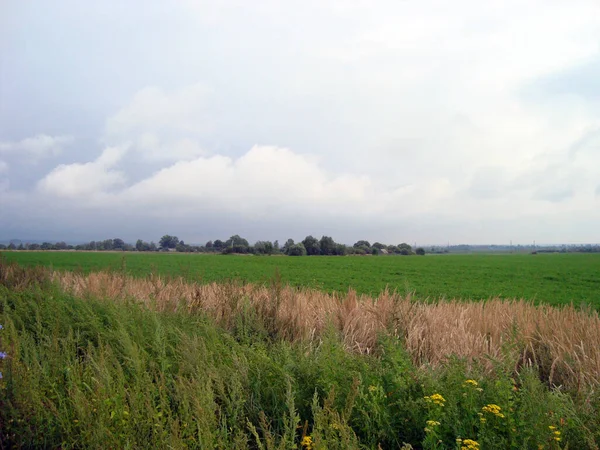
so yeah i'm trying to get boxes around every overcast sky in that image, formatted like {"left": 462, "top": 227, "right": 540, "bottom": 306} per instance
{"left": 1, "top": 0, "right": 599, "bottom": 245}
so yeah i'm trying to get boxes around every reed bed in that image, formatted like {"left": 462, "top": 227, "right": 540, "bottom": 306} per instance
{"left": 38, "top": 267, "right": 600, "bottom": 391}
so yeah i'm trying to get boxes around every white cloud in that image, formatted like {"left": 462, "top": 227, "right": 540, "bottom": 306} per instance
{"left": 0, "top": 135, "right": 73, "bottom": 160}
{"left": 37, "top": 146, "right": 128, "bottom": 199}
{"left": 105, "top": 84, "right": 213, "bottom": 162}
{"left": 0, "top": 160, "right": 8, "bottom": 174}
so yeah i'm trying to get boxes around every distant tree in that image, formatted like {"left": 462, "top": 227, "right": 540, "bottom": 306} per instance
{"left": 7, "top": 243, "right": 16, "bottom": 250}
{"left": 136, "top": 239, "right": 144, "bottom": 251}
{"left": 398, "top": 243, "right": 413, "bottom": 255}
{"left": 302, "top": 235, "right": 321, "bottom": 256}
{"left": 160, "top": 235, "right": 179, "bottom": 249}
{"left": 205, "top": 241, "right": 214, "bottom": 250}
{"left": 149, "top": 241, "right": 158, "bottom": 252}
{"left": 372, "top": 247, "right": 380, "bottom": 256}
{"left": 17, "top": 243, "right": 25, "bottom": 250}
{"left": 29, "top": 243, "right": 41, "bottom": 250}
{"left": 254, "top": 241, "right": 274, "bottom": 255}
{"left": 55, "top": 241, "right": 68, "bottom": 250}
{"left": 225, "top": 235, "right": 250, "bottom": 253}
{"left": 334, "top": 244, "right": 347, "bottom": 256}
{"left": 372, "top": 242, "right": 386, "bottom": 250}
{"left": 282, "top": 239, "right": 295, "bottom": 255}
{"left": 176, "top": 241, "right": 192, "bottom": 252}
{"left": 319, "top": 236, "right": 336, "bottom": 255}
{"left": 213, "top": 240, "right": 225, "bottom": 251}
{"left": 273, "top": 240, "right": 280, "bottom": 253}
{"left": 41, "top": 242, "right": 53, "bottom": 250}
{"left": 113, "top": 238, "right": 126, "bottom": 250}
{"left": 287, "top": 243, "right": 307, "bottom": 256}
{"left": 353, "top": 240, "right": 371, "bottom": 248}
{"left": 416, "top": 247, "right": 425, "bottom": 256}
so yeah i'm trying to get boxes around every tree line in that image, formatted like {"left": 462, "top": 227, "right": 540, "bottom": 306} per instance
{"left": 0, "top": 235, "right": 427, "bottom": 256}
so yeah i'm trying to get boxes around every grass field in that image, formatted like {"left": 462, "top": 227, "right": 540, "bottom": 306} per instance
{"left": 2, "top": 262, "right": 599, "bottom": 448}
{"left": 3, "top": 251, "right": 600, "bottom": 307}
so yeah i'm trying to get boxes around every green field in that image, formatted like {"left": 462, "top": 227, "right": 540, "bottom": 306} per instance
{"left": 3, "top": 251, "right": 600, "bottom": 307}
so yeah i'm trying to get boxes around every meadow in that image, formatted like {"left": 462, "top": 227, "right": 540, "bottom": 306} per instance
{"left": 1, "top": 261, "right": 599, "bottom": 449}
{"left": 3, "top": 251, "right": 600, "bottom": 307}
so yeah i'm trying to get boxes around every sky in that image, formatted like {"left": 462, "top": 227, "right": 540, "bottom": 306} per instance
{"left": 1, "top": 0, "right": 600, "bottom": 245}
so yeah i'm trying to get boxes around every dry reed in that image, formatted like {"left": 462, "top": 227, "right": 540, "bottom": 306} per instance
{"left": 2, "top": 261, "right": 598, "bottom": 391}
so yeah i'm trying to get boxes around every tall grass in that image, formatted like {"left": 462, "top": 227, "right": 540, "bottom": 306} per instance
{"left": 0, "top": 261, "right": 599, "bottom": 448}
{"left": 38, "top": 266, "right": 600, "bottom": 391}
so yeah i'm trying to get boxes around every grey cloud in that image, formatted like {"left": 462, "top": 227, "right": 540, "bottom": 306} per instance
{"left": 0, "top": 135, "right": 73, "bottom": 160}
{"left": 2, "top": 0, "right": 600, "bottom": 244}
{"left": 533, "top": 186, "right": 575, "bottom": 203}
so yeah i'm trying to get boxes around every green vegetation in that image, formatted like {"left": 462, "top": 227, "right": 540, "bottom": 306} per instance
{"left": 3, "top": 251, "right": 600, "bottom": 307}
{"left": 1, "top": 268, "right": 598, "bottom": 449}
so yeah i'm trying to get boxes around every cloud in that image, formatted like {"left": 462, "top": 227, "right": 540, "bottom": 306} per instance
{"left": 0, "top": 160, "right": 8, "bottom": 174}
{"left": 37, "top": 146, "right": 128, "bottom": 199}
{"left": 105, "top": 84, "right": 213, "bottom": 162}
{"left": 0, "top": 135, "right": 74, "bottom": 161}
{"left": 2, "top": 1, "right": 600, "bottom": 243}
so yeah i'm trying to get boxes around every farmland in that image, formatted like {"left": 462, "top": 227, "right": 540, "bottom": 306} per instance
{"left": 3, "top": 251, "right": 600, "bottom": 307}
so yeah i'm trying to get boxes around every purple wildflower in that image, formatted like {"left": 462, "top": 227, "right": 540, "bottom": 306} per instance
{"left": 0, "top": 352, "right": 6, "bottom": 359}
{"left": 0, "top": 324, "right": 3, "bottom": 329}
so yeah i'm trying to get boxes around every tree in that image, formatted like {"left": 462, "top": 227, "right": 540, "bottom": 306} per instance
{"left": 159, "top": 235, "right": 179, "bottom": 249}
{"left": 353, "top": 240, "right": 371, "bottom": 248}
{"left": 334, "top": 244, "right": 347, "bottom": 256}
{"left": 287, "top": 243, "right": 307, "bottom": 256}
{"left": 302, "top": 235, "right": 321, "bottom": 256}
{"left": 416, "top": 247, "right": 425, "bottom": 256}
{"left": 213, "top": 240, "right": 225, "bottom": 251}
{"left": 372, "top": 242, "right": 386, "bottom": 250}
{"left": 113, "top": 238, "right": 126, "bottom": 250}
{"left": 254, "top": 241, "right": 274, "bottom": 255}
{"left": 398, "top": 243, "right": 413, "bottom": 255}
{"left": 273, "top": 240, "right": 280, "bottom": 253}
{"left": 282, "top": 239, "right": 295, "bottom": 255}
{"left": 7, "top": 243, "right": 16, "bottom": 250}
{"left": 225, "top": 235, "right": 250, "bottom": 253}
{"left": 319, "top": 236, "right": 336, "bottom": 255}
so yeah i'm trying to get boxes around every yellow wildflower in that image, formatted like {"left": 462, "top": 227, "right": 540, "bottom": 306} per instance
{"left": 426, "top": 420, "right": 441, "bottom": 427}
{"left": 548, "top": 425, "right": 556, "bottom": 430}
{"left": 424, "top": 393, "right": 446, "bottom": 406}
{"left": 464, "top": 379, "right": 478, "bottom": 386}
{"left": 482, "top": 404, "right": 505, "bottom": 418}
{"left": 461, "top": 438, "right": 480, "bottom": 450}
{"left": 301, "top": 435, "right": 313, "bottom": 449}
